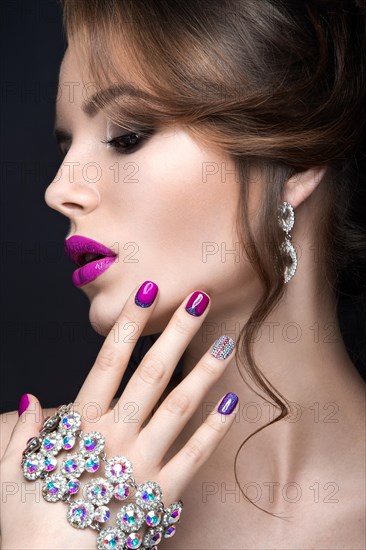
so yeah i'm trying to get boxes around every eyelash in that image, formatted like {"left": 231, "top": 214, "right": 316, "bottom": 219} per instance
{"left": 57, "top": 128, "right": 154, "bottom": 158}
{"left": 100, "top": 128, "right": 155, "bottom": 155}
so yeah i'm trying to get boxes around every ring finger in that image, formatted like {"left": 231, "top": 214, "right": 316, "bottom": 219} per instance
{"left": 113, "top": 290, "right": 211, "bottom": 432}
{"left": 137, "top": 334, "right": 235, "bottom": 462}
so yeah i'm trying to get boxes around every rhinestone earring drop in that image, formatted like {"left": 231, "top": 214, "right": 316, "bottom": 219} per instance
{"left": 277, "top": 201, "right": 298, "bottom": 283}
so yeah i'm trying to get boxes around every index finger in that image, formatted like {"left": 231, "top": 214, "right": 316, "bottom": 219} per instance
{"left": 74, "top": 280, "right": 159, "bottom": 416}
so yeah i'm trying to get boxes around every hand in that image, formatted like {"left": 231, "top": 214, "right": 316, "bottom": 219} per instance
{"left": 0, "top": 282, "right": 238, "bottom": 549}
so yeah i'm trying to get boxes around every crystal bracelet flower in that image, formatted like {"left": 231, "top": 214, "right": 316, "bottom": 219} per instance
{"left": 21, "top": 403, "right": 183, "bottom": 550}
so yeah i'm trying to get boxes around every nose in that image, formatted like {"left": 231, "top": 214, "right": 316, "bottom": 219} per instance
{"left": 44, "top": 158, "right": 101, "bottom": 218}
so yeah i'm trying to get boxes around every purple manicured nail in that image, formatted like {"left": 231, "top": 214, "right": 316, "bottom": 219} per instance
{"left": 185, "top": 291, "right": 210, "bottom": 316}
{"left": 218, "top": 392, "right": 239, "bottom": 415}
{"left": 210, "top": 335, "right": 235, "bottom": 360}
{"left": 18, "top": 394, "right": 30, "bottom": 417}
{"left": 135, "top": 280, "right": 158, "bottom": 308}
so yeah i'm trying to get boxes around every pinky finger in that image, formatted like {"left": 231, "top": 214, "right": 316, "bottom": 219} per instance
{"left": 161, "top": 392, "right": 239, "bottom": 497}
{"left": 4, "top": 394, "right": 45, "bottom": 457}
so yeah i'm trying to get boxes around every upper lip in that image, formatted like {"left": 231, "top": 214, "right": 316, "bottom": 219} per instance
{"left": 64, "top": 235, "right": 117, "bottom": 267}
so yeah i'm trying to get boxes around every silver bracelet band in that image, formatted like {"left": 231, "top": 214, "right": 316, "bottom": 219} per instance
{"left": 21, "top": 403, "right": 183, "bottom": 549}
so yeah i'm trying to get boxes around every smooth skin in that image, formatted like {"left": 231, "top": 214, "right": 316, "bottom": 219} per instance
{"left": 0, "top": 284, "right": 238, "bottom": 549}
{"left": 1, "top": 39, "right": 365, "bottom": 550}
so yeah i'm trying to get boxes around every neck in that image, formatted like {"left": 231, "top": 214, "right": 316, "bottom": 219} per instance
{"left": 183, "top": 211, "right": 364, "bottom": 398}
{"left": 181, "top": 233, "right": 365, "bottom": 503}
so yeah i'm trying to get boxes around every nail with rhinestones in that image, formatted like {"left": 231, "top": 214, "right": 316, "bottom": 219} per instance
{"left": 185, "top": 290, "right": 210, "bottom": 316}
{"left": 218, "top": 392, "right": 239, "bottom": 415}
{"left": 135, "top": 280, "right": 158, "bottom": 308}
{"left": 210, "top": 335, "right": 235, "bottom": 360}
{"left": 18, "top": 394, "right": 30, "bottom": 417}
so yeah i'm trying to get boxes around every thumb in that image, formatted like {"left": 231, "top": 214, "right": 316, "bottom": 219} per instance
{"left": 7, "top": 393, "right": 44, "bottom": 456}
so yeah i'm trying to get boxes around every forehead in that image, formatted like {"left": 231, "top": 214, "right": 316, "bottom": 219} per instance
{"left": 59, "top": 44, "right": 96, "bottom": 93}
{"left": 56, "top": 43, "right": 148, "bottom": 123}
{"left": 56, "top": 47, "right": 91, "bottom": 120}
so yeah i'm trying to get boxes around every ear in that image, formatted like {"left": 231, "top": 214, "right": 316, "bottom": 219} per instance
{"left": 283, "top": 167, "right": 327, "bottom": 208}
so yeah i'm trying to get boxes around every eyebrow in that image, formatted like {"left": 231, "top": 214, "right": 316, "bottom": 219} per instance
{"left": 82, "top": 84, "right": 147, "bottom": 117}
{"left": 54, "top": 83, "right": 148, "bottom": 133}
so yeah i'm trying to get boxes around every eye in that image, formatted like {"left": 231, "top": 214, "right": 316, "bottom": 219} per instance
{"left": 101, "top": 128, "right": 155, "bottom": 155}
{"left": 53, "top": 127, "right": 155, "bottom": 159}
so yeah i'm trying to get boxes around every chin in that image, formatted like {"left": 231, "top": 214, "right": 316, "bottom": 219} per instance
{"left": 87, "top": 291, "right": 125, "bottom": 337}
{"left": 86, "top": 286, "right": 172, "bottom": 339}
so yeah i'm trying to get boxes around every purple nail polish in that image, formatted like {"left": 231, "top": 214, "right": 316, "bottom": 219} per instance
{"left": 218, "top": 392, "right": 239, "bottom": 415}
{"left": 18, "top": 393, "right": 30, "bottom": 417}
{"left": 185, "top": 291, "right": 210, "bottom": 316}
{"left": 135, "top": 280, "right": 158, "bottom": 308}
{"left": 210, "top": 335, "right": 235, "bottom": 360}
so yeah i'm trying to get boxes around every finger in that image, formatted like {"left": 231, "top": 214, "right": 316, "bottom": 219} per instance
{"left": 5, "top": 394, "right": 44, "bottom": 457}
{"left": 75, "top": 280, "right": 159, "bottom": 415}
{"left": 161, "top": 392, "right": 239, "bottom": 498}
{"left": 138, "top": 335, "right": 235, "bottom": 461}
{"left": 113, "top": 290, "right": 211, "bottom": 432}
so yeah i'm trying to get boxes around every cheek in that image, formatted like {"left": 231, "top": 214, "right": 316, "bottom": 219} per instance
{"left": 94, "top": 132, "right": 253, "bottom": 311}
{"left": 113, "top": 135, "right": 241, "bottom": 259}
{"left": 86, "top": 144, "right": 257, "bottom": 335}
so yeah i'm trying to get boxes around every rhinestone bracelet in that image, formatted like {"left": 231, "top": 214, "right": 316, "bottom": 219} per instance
{"left": 21, "top": 403, "right": 183, "bottom": 550}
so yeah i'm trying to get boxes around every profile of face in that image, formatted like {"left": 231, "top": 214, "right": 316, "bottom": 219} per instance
{"left": 45, "top": 45, "right": 261, "bottom": 337}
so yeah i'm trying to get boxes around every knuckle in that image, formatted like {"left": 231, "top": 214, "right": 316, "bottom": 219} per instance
{"left": 138, "top": 356, "right": 165, "bottom": 385}
{"left": 164, "top": 391, "right": 190, "bottom": 416}
{"left": 198, "top": 358, "right": 218, "bottom": 377}
{"left": 111, "top": 315, "right": 140, "bottom": 344}
{"left": 119, "top": 316, "right": 140, "bottom": 342}
{"left": 95, "top": 347, "right": 120, "bottom": 372}
{"left": 172, "top": 315, "right": 192, "bottom": 337}
{"left": 119, "top": 313, "right": 138, "bottom": 327}
{"left": 183, "top": 438, "right": 205, "bottom": 464}
{"left": 206, "top": 414, "right": 228, "bottom": 435}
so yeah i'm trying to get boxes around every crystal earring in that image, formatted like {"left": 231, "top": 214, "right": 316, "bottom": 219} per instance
{"left": 277, "top": 201, "right": 298, "bottom": 283}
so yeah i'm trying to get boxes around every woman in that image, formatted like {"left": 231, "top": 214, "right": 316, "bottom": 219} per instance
{"left": 1, "top": 0, "right": 365, "bottom": 548}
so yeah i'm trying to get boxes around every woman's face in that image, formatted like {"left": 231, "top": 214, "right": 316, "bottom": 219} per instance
{"left": 45, "top": 45, "right": 260, "bottom": 336}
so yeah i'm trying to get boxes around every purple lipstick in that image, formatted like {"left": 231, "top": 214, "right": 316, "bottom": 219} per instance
{"left": 64, "top": 235, "right": 118, "bottom": 288}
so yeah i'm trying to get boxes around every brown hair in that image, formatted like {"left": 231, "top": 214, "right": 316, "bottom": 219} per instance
{"left": 60, "top": 0, "right": 366, "bottom": 517}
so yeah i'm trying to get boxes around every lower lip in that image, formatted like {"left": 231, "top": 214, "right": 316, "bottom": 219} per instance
{"left": 72, "top": 256, "right": 117, "bottom": 288}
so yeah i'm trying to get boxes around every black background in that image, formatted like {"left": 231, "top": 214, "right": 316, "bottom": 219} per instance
{"left": 1, "top": 0, "right": 109, "bottom": 413}
{"left": 1, "top": 1, "right": 365, "bottom": 414}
